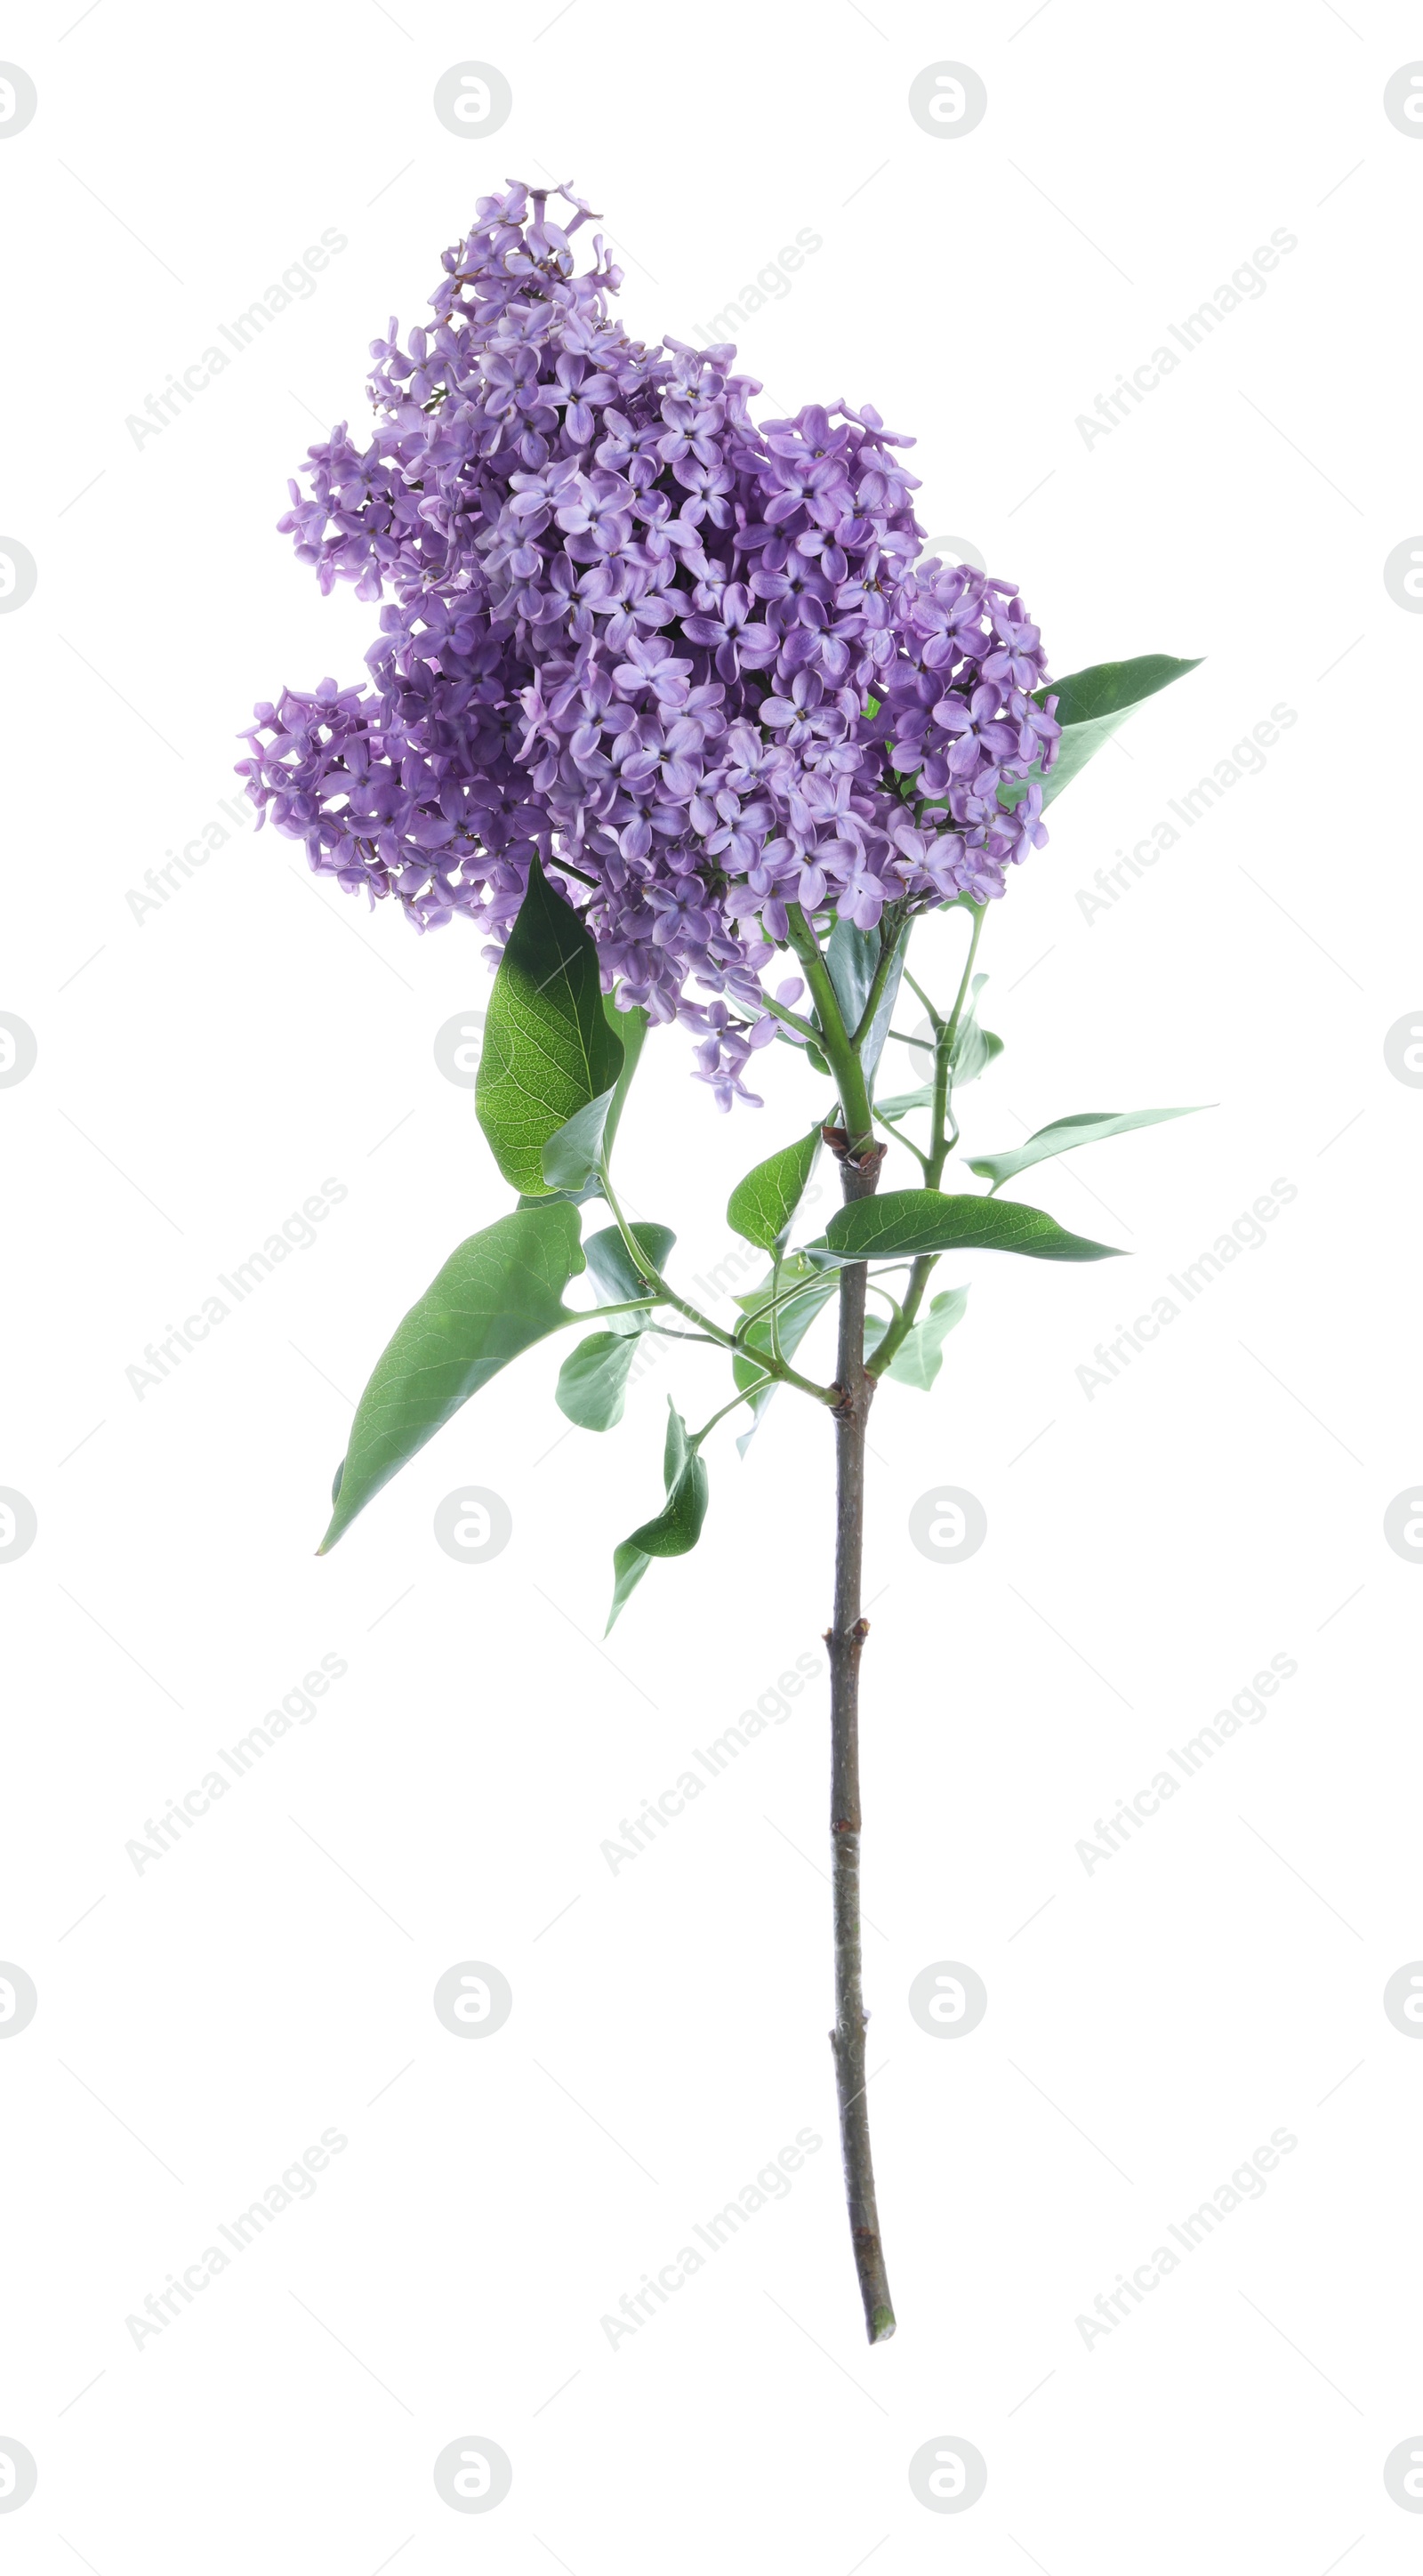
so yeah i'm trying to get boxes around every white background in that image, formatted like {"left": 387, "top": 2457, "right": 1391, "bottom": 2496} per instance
{"left": 3, "top": 2, "right": 1422, "bottom": 2567}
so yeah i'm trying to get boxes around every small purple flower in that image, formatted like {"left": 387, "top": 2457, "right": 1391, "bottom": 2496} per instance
{"left": 240, "top": 181, "right": 1056, "bottom": 1104}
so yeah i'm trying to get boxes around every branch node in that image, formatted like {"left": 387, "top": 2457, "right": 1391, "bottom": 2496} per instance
{"left": 822, "top": 1124, "right": 887, "bottom": 1179}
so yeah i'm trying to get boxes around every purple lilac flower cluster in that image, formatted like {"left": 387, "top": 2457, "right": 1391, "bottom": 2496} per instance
{"left": 238, "top": 181, "right": 1058, "bottom": 1107}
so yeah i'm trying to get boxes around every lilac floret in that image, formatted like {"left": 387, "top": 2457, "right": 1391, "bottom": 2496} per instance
{"left": 238, "top": 181, "right": 1058, "bottom": 1107}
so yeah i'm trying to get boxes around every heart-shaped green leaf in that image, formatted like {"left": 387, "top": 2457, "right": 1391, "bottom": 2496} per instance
{"left": 727, "top": 1124, "right": 821, "bottom": 1252}
{"left": 817, "top": 1188, "right": 1122, "bottom": 1265}
{"left": 475, "top": 859, "right": 625, "bottom": 1195}
{"left": 319, "top": 1203, "right": 586, "bottom": 1551}
{"left": 968, "top": 1106, "right": 1205, "bottom": 1191}
{"left": 607, "top": 1401, "right": 711, "bottom": 1630}
{"left": 556, "top": 1330, "right": 639, "bottom": 1431}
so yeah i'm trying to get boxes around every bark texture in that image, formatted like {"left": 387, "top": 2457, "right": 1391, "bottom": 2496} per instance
{"left": 825, "top": 1136, "right": 895, "bottom": 2343}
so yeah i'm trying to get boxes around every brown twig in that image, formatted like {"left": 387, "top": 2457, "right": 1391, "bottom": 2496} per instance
{"left": 825, "top": 1138, "right": 896, "bottom": 2343}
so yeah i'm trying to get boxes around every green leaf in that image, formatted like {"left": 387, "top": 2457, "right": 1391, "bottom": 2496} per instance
{"left": 999, "top": 654, "right": 1202, "bottom": 815}
{"left": 319, "top": 1203, "right": 586, "bottom": 1551}
{"left": 556, "top": 1330, "right": 639, "bottom": 1431}
{"left": 584, "top": 1221, "right": 675, "bottom": 1331}
{"left": 727, "top": 1124, "right": 821, "bottom": 1251}
{"left": 875, "top": 1083, "right": 937, "bottom": 1119}
{"left": 864, "top": 938, "right": 908, "bottom": 1091}
{"left": 950, "top": 973, "right": 1001, "bottom": 1088}
{"left": 732, "top": 1251, "right": 838, "bottom": 1453}
{"left": 607, "top": 1400, "right": 711, "bottom": 1630}
{"left": 967, "top": 1106, "right": 1206, "bottom": 1191}
{"left": 824, "top": 917, "right": 878, "bottom": 1035}
{"left": 602, "top": 994, "right": 648, "bottom": 1163}
{"left": 816, "top": 1188, "right": 1122, "bottom": 1265}
{"left": 517, "top": 1177, "right": 605, "bottom": 1211}
{"left": 475, "top": 858, "right": 625, "bottom": 1195}
{"left": 542, "top": 1084, "right": 617, "bottom": 1191}
{"left": 864, "top": 1285, "right": 969, "bottom": 1389}
{"left": 535, "top": 998, "right": 648, "bottom": 1194}
{"left": 824, "top": 918, "right": 906, "bottom": 1086}
{"left": 877, "top": 974, "right": 1000, "bottom": 1113}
